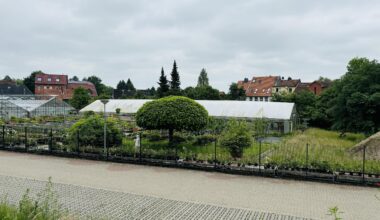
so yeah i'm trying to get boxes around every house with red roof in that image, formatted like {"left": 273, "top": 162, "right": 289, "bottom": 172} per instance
{"left": 35, "top": 73, "right": 97, "bottom": 100}
{"left": 237, "top": 76, "right": 279, "bottom": 101}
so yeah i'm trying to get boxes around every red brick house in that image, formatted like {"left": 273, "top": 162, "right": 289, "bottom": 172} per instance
{"left": 238, "top": 76, "right": 279, "bottom": 101}
{"left": 35, "top": 73, "right": 97, "bottom": 100}
{"left": 295, "top": 80, "right": 330, "bottom": 95}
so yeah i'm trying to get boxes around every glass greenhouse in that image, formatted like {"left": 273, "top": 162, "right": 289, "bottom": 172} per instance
{"left": 80, "top": 99, "right": 298, "bottom": 133}
{"left": 0, "top": 95, "right": 75, "bottom": 119}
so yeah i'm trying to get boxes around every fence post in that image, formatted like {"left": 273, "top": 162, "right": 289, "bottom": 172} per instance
{"left": 259, "top": 140, "right": 262, "bottom": 174}
{"left": 139, "top": 132, "right": 142, "bottom": 162}
{"left": 306, "top": 143, "right": 309, "bottom": 177}
{"left": 362, "top": 146, "right": 366, "bottom": 184}
{"left": 214, "top": 138, "right": 217, "bottom": 169}
{"left": 25, "top": 127, "right": 28, "bottom": 151}
{"left": 76, "top": 130, "right": 80, "bottom": 156}
{"left": 2, "top": 125, "right": 4, "bottom": 148}
{"left": 49, "top": 128, "right": 53, "bottom": 152}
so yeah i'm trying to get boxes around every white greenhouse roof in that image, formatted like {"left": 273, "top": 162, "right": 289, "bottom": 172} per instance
{"left": 80, "top": 99, "right": 296, "bottom": 120}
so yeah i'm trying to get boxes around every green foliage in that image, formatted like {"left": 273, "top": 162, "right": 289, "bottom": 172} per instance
{"left": 183, "top": 86, "right": 220, "bottom": 100}
{"left": 228, "top": 83, "right": 245, "bottom": 100}
{"left": 220, "top": 119, "right": 252, "bottom": 158}
{"left": 70, "top": 87, "right": 91, "bottom": 110}
{"left": 328, "top": 206, "right": 343, "bottom": 220}
{"left": 136, "top": 96, "right": 209, "bottom": 144}
{"left": 272, "top": 90, "right": 317, "bottom": 123}
{"left": 69, "top": 76, "right": 79, "bottom": 81}
{"left": 197, "top": 68, "right": 209, "bottom": 87}
{"left": 194, "top": 134, "right": 216, "bottom": 146}
{"left": 83, "top": 75, "right": 112, "bottom": 97}
{"left": 0, "top": 177, "right": 67, "bottom": 220}
{"left": 169, "top": 60, "right": 181, "bottom": 95}
{"left": 328, "top": 57, "right": 380, "bottom": 134}
{"left": 23, "top": 70, "right": 44, "bottom": 94}
{"left": 157, "top": 67, "right": 170, "bottom": 98}
{"left": 114, "top": 79, "right": 136, "bottom": 98}
{"left": 68, "top": 114, "right": 123, "bottom": 148}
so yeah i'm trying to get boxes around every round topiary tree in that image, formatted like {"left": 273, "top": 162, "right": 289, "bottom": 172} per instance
{"left": 136, "top": 96, "right": 209, "bottom": 145}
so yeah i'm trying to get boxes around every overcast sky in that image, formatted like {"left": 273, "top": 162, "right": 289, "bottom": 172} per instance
{"left": 0, "top": 0, "right": 379, "bottom": 91}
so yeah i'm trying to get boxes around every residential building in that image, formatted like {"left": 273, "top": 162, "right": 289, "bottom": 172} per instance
{"left": 295, "top": 80, "right": 330, "bottom": 95}
{"left": 237, "top": 76, "right": 279, "bottom": 102}
{"left": 272, "top": 77, "right": 301, "bottom": 94}
{"left": 35, "top": 73, "right": 97, "bottom": 100}
{"left": 0, "top": 77, "right": 32, "bottom": 95}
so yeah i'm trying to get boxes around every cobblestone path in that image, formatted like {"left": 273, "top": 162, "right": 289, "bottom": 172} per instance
{"left": 0, "top": 175, "right": 311, "bottom": 220}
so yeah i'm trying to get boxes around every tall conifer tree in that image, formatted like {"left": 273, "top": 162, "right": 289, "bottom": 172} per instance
{"left": 170, "top": 60, "right": 181, "bottom": 94}
{"left": 157, "top": 67, "right": 169, "bottom": 98}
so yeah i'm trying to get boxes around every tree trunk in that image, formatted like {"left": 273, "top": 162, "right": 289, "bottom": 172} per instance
{"left": 168, "top": 128, "right": 174, "bottom": 147}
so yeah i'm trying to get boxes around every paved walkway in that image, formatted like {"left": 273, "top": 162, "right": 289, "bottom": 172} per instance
{"left": 0, "top": 151, "right": 379, "bottom": 219}
{"left": 0, "top": 175, "right": 308, "bottom": 220}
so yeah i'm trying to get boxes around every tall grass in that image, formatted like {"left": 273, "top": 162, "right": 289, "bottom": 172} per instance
{"left": 0, "top": 177, "right": 69, "bottom": 220}
{"left": 266, "top": 128, "right": 370, "bottom": 172}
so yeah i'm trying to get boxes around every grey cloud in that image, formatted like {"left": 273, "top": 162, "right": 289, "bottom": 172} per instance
{"left": 0, "top": 0, "right": 380, "bottom": 91}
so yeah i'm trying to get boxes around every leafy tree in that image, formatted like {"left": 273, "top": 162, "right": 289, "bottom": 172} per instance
{"left": 228, "top": 83, "right": 246, "bottom": 100}
{"left": 197, "top": 68, "right": 209, "bottom": 87}
{"left": 220, "top": 119, "right": 252, "bottom": 158}
{"left": 83, "top": 75, "right": 105, "bottom": 96}
{"left": 328, "top": 57, "right": 380, "bottom": 134}
{"left": 169, "top": 60, "right": 181, "bottom": 95}
{"left": 70, "top": 76, "right": 79, "bottom": 81}
{"left": 136, "top": 96, "right": 208, "bottom": 145}
{"left": 23, "top": 70, "right": 44, "bottom": 94}
{"left": 70, "top": 87, "right": 91, "bottom": 110}
{"left": 114, "top": 80, "right": 127, "bottom": 98}
{"left": 69, "top": 114, "right": 123, "bottom": 148}
{"left": 183, "top": 86, "right": 220, "bottom": 100}
{"left": 157, "top": 67, "right": 169, "bottom": 98}
{"left": 272, "top": 91, "right": 317, "bottom": 125}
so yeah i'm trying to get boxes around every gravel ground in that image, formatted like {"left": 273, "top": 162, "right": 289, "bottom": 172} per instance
{"left": 0, "top": 175, "right": 309, "bottom": 220}
{"left": 0, "top": 151, "right": 379, "bottom": 219}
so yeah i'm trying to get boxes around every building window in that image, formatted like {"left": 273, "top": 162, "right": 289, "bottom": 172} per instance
{"left": 37, "top": 86, "right": 41, "bottom": 90}
{"left": 260, "top": 97, "right": 263, "bottom": 101}
{"left": 264, "top": 97, "right": 268, "bottom": 102}
{"left": 255, "top": 97, "right": 258, "bottom": 101}
{"left": 56, "top": 78, "right": 60, "bottom": 82}
{"left": 249, "top": 97, "right": 253, "bottom": 101}
{"left": 276, "top": 88, "right": 279, "bottom": 93}
{"left": 288, "top": 88, "right": 292, "bottom": 92}
{"left": 37, "top": 78, "right": 42, "bottom": 81}
{"left": 314, "top": 87, "right": 317, "bottom": 95}
{"left": 48, "top": 78, "right": 52, "bottom": 82}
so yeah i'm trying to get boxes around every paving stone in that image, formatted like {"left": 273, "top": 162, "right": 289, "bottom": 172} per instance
{"left": 0, "top": 175, "right": 311, "bottom": 220}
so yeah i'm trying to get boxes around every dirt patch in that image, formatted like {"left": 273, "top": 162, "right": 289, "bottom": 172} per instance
{"left": 351, "top": 132, "right": 380, "bottom": 160}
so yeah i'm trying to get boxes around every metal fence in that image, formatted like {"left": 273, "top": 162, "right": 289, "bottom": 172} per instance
{"left": 0, "top": 125, "right": 379, "bottom": 187}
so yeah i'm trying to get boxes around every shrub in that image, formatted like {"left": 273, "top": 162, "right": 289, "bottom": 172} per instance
{"left": 115, "top": 108, "right": 121, "bottom": 114}
{"left": 136, "top": 96, "right": 209, "bottom": 146}
{"left": 68, "top": 115, "right": 123, "bottom": 148}
{"left": 220, "top": 119, "right": 252, "bottom": 158}
{"left": 194, "top": 134, "right": 216, "bottom": 146}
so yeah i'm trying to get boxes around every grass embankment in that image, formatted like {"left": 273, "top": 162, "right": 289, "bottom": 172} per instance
{"left": 267, "top": 128, "right": 372, "bottom": 173}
